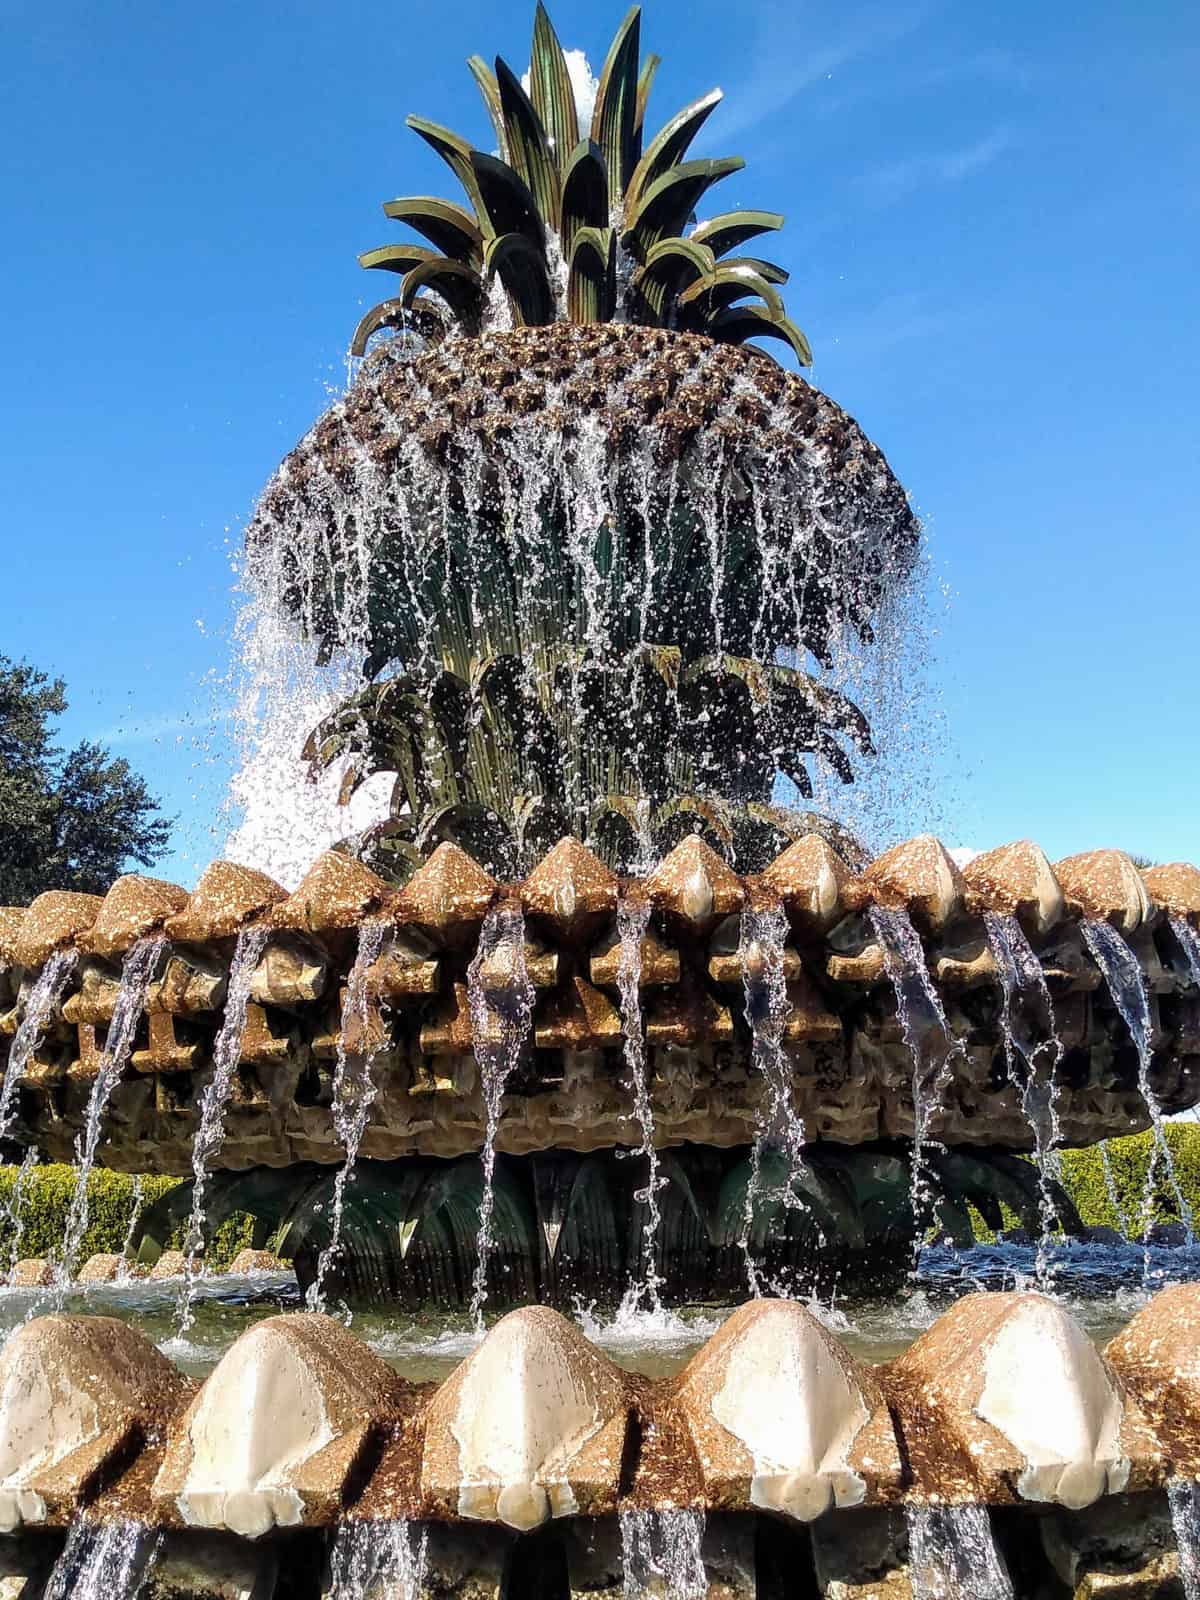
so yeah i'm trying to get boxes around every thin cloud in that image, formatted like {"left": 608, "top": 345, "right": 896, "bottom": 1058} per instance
{"left": 711, "top": 0, "right": 937, "bottom": 143}
{"left": 857, "top": 127, "right": 1014, "bottom": 204}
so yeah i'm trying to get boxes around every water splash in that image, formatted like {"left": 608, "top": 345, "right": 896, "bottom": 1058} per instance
{"left": 2, "top": 1147, "right": 38, "bottom": 1279}
{"left": 1169, "top": 1479, "right": 1200, "bottom": 1600}
{"left": 983, "top": 911, "right": 1065, "bottom": 1281}
{"left": 0, "top": 947, "right": 78, "bottom": 1143}
{"left": 43, "top": 1519, "right": 162, "bottom": 1600}
{"left": 467, "top": 903, "right": 536, "bottom": 1330}
{"left": 906, "top": 1504, "right": 1013, "bottom": 1600}
{"left": 1100, "top": 1139, "right": 1131, "bottom": 1238}
{"left": 1082, "top": 920, "right": 1194, "bottom": 1247}
{"left": 620, "top": 1508, "right": 707, "bottom": 1600}
{"left": 326, "top": 1517, "right": 429, "bottom": 1600}
{"left": 309, "top": 920, "right": 389, "bottom": 1314}
{"left": 738, "top": 900, "right": 809, "bottom": 1296}
{"left": 178, "top": 924, "right": 271, "bottom": 1331}
{"left": 870, "top": 906, "right": 960, "bottom": 1247}
{"left": 616, "top": 894, "right": 665, "bottom": 1314}
{"left": 53, "top": 937, "right": 165, "bottom": 1303}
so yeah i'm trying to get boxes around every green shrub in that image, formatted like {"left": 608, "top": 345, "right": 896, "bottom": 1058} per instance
{"left": 0, "top": 1165, "right": 254, "bottom": 1272}
{"left": 1057, "top": 1123, "right": 1200, "bottom": 1236}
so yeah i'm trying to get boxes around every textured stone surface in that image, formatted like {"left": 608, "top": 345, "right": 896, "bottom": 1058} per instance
{"left": 1106, "top": 1282, "right": 1200, "bottom": 1477}
{"left": 421, "top": 1306, "right": 630, "bottom": 1530}
{"left": 0, "top": 1314, "right": 189, "bottom": 1530}
{"left": 885, "top": 1292, "right": 1157, "bottom": 1509}
{"left": 861, "top": 834, "right": 965, "bottom": 933}
{"left": 1056, "top": 851, "right": 1152, "bottom": 933}
{"left": 963, "top": 838, "right": 1065, "bottom": 934}
{"left": 164, "top": 863, "right": 286, "bottom": 944}
{"left": 672, "top": 1299, "right": 901, "bottom": 1520}
{"left": 82, "top": 875, "right": 189, "bottom": 959}
{"left": 153, "top": 1313, "right": 406, "bottom": 1537}
{"left": 12, "top": 890, "right": 103, "bottom": 969}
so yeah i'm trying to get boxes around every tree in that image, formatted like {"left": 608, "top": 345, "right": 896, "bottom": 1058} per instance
{"left": 0, "top": 656, "right": 172, "bottom": 904}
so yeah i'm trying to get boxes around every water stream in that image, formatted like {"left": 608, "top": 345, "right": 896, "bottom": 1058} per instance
{"left": 869, "top": 907, "right": 960, "bottom": 1248}
{"left": 43, "top": 1519, "right": 162, "bottom": 1600}
{"left": 53, "top": 937, "right": 165, "bottom": 1304}
{"left": 326, "top": 1517, "right": 428, "bottom": 1599}
{"left": 983, "top": 911, "right": 1065, "bottom": 1280}
{"left": 737, "top": 900, "right": 808, "bottom": 1296}
{"left": 308, "top": 921, "right": 388, "bottom": 1315}
{"left": 1169, "top": 1479, "right": 1200, "bottom": 1600}
{"left": 1081, "top": 920, "right": 1193, "bottom": 1245}
{"left": 0, "top": 947, "right": 79, "bottom": 1143}
{"left": 1100, "top": 1138, "right": 1131, "bottom": 1237}
{"left": 178, "top": 925, "right": 270, "bottom": 1331}
{"left": 2, "top": 1147, "right": 38, "bottom": 1279}
{"left": 1173, "top": 914, "right": 1200, "bottom": 988}
{"left": 118, "top": 1174, "right": 145, "bottom": 1282}
{"left": 616, "top": 895, "right": 664, "bottom": 1314}
{"left": 466, "top": 903, "right": 536, "bottom": 1330}
{"left": 906, "top": 1504, "right": 1014, "bottom": 1600}
{"left": 620, "top": 1508, "right": 707, "bottom": 1600}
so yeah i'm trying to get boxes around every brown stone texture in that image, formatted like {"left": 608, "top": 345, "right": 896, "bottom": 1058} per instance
{"left": 1056, "top": 850, "right": 1152, "bottom": 933}
{"left": 164, "top": 862, "right": 287, "bottom": 944}
{"left": 861, "top": 834, "right": 965, "bottom": 933}
{"left": 1106, "top": 1282, "right": 1200, "bottom": 1477}
{"left": 963, "top": 838, "right": 1066, "bottom": 934}
{"left": 12, "top": 891, "right": 103, "bottom": 969}
{"left": 82, "top": 875, "right": 190, "bottom": 959}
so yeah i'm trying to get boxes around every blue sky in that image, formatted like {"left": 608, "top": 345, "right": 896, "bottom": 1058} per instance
{"left": 3, "top": 0, "right": 1198, "bottom": 885}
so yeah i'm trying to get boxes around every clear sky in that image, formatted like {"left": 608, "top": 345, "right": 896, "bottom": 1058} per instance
{"left": 3, "top": 0, "right": 1197, "bottom": 885}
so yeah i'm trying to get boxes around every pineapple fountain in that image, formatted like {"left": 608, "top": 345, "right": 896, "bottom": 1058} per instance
{"left": 1, "top": 8, "right": 1200, "bottom": 1596}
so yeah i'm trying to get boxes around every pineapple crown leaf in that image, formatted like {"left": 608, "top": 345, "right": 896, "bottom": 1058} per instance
{"left": 356, "top": 5, "right": 811, "bottom": 365}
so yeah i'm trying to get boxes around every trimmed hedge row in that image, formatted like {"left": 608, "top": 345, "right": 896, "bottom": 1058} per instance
{"left": 0, "top": 1165, "right": 253, "bottom": 1272}
{"left": 0, "top": 1127, "right": 1197, "bottom": 1274}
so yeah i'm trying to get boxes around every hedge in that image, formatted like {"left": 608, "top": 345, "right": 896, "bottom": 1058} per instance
{"left": 0, "top": 1165, "right": 254, "bottom": 1272}
{"left": 1, "top": 1127, "right": 1197, "bottom": 1273}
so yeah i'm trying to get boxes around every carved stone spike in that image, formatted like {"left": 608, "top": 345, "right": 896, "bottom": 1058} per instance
{"left": 762, "top": 834, "right": 862, "bottom": 935}
{"left": 236, "top": 1004, "right": 293, "bottom": 1066}
{"left": 861, "top": 835, "right": 965, "bottom": 934}
{"left": 149, "top": 948, "right": 229, "bottom": 1015}
{"left": 0, "top": 1314, "right": 190, "bottom": 1531}
{"left": 708, "top": 912, "right": 803, "bottom": 986}
{"left": 270, "top": 851, "right": 390, "bottom": 935}
{"left": 419, "top": 983, "right": 478, "bottom": 1056}
{"left": 249, "top": 937, "right": 328, "bottom": 1007}
{"left": 82, "top": 874, "right": 190, "bottom": 959}
{"left": 132, "top": 1012, "right": 201, "bottom": 1074}
{"left": 589, "top": 925, "right": 680, "bottom": 989}
{"left": 152, "top": 1312, "right": 405, "bottom": 1536}
{"left": 674, "top": 1299, "right": 902, "bottom": 1519}
{"left": 645, "top": 982, "right": 734, "bottom": 1046}
{"left": 13, "top": 891, "right": 103, "bottom": 969}
{"left": 534, "top": 978, "right": 623, "bottom": 1050}
{"left": 366, "top": 930, "right": 440, "bottom": 998}
{"left": 163, "top": 861, "right": 287, "bottom": 944}
{"left": 646, "top": 835, "right": 744, "bottom": 933}
{"left": 420, "top": 1305, "right": 629, "bottom": 1529}
{"left": 885, "top": 1292, "right": 1158, "bottom": 1509}
{"left": 391, "top": 842, "right": 498, "bottom": 947}
{"left": 1056, "top": 850, "right": 1152, "bottom": 934}
{"left": 522, "top": 837, "right": 619, "bottom": 944}
{"left": 1143, "top": 862, "right": 1200, "bottom": 921}
{"left": 962, "top": 839, "right": 1065, "bottom": 935}
{"left": 1105, "top": 1283, "right": 1200, "bottom": 1477}
{"left": 62, "top": 957, "right": 123, "bottom": 1025}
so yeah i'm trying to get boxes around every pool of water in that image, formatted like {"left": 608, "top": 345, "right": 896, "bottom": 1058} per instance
{"left": 5, "top": 1240, "right": 1199, "bottom": 1382}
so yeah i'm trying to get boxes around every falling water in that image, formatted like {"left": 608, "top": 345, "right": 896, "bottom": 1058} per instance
{"left": 54, "top": 937, "right": 165, "bottom": 1302}
{"left": 43, "top": 1520, "right": 162, "bottom": 1600}
{"left": 118, "top": 1174, "right": 145, "bottom": 1282}
{"left": 1169, "top": 1480, "right": 1200, "bottom": 1600}
{"left": 309, "top": 920, "right": 389, "bottom": 1314}
{"left": 1081, "top": 920, "right": 1194, "bottom": 1245}
{"left": 616, "top": 895, "right": 665, "bottom": 1313}
{"left": 326, "top": 1518, "right": 429, "bottom": 1600}
{"left": 0, "top": 947, "right": 78, "bottom": 1143}
{"left": 177, "top": 925, "right": 271, "bottom": 1330}
{"left": 620, "top": 1509, "right": 707, "bottom": 1600}
{"left": 3, "top": 1147, "right": 39, "bottom": 1278}
{"left": 1173, "top": 914, "right": 1200, "bottom": 989}
{"left": 467, "top": 903, "right": 536, "bottom": 1330}
{"left": 738, "top": 900, "right": 808, "bottom": 1296}
{"left": 1101, "top": 1139, "right": 1131, "bottom": 1237}
{"left": 869, "top": 906, "right": 960, "bottom": 1247}
{"left": 906, "top": 1505, "right": 1013, "bottom": 1600}
{"left": 983, "top": 911, "right": 1065, "bottom": 1279}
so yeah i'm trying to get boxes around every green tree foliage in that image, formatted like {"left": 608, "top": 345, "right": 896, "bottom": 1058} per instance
{"left": 0, "top": 655, "right": 172, "bottom": 904}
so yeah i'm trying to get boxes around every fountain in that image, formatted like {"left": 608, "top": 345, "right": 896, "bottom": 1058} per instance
{"left": 1, "top": 6, "right": 1200, "bottom": 1597}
